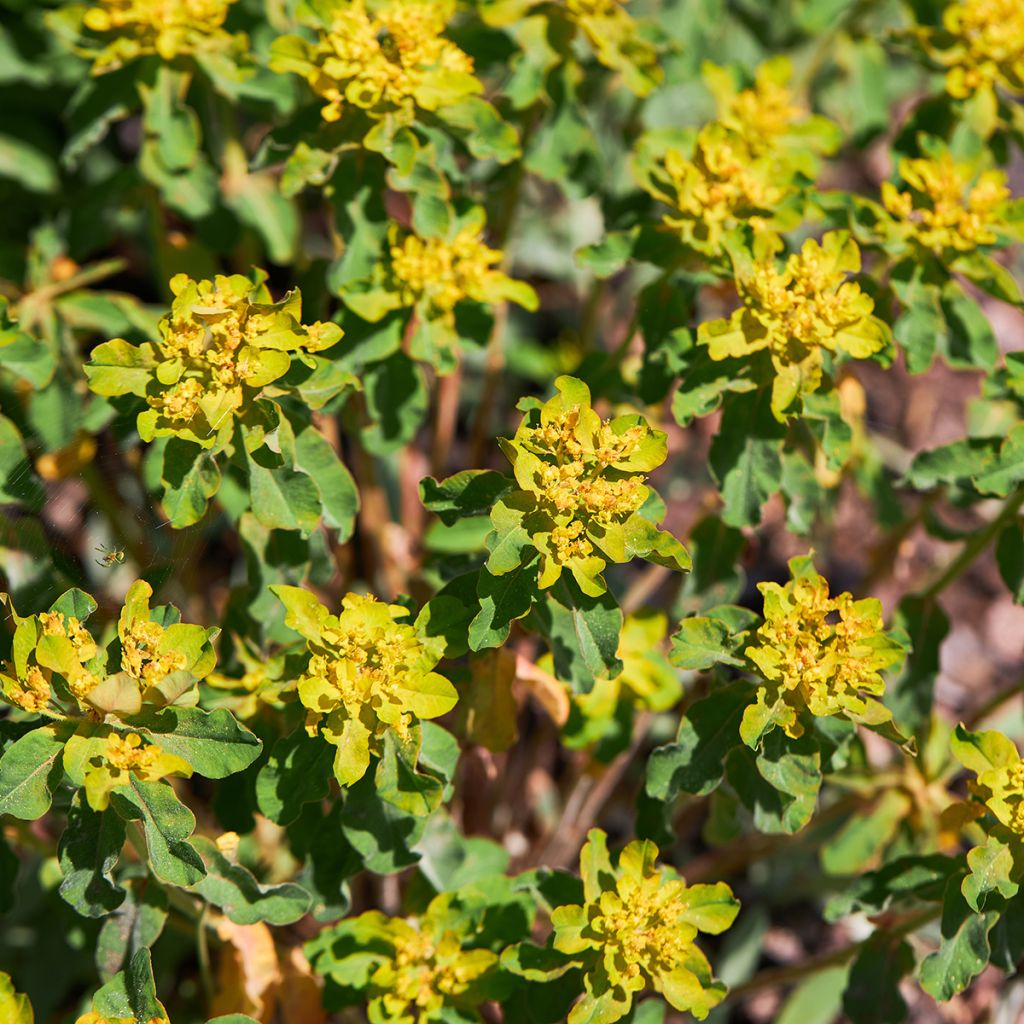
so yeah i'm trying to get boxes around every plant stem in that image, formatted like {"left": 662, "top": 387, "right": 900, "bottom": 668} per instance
{"left": 967, "top": 674, "right": 1024, "bottom": 728}
{"left": 431, "top": 364, "right": 462, "bottom": 478}
{"left": 919, "top": 486, "right": 1024, "bottom": 600}
{"left": 197, "top": 903, "right": 215, "bottom": 1007}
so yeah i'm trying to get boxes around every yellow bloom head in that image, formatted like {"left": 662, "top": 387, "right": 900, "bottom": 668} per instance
{"left": 269, "top": 0, "right": 481, "bottom": 125}
{"left": 742, "top": 554, "right": 905, "bottom": 743}
{"left": 703, "top": 56, "right": 841, "bottom": 172}
{"left": 79, "top": 0, "right": 241, "bottom": 72}
{"left": 563, "top": 0, "right": 661, "bottom": 95}
{"left": 307, "top": 893, "right": 500, "bottom": 1020}
{"left": 86, "top": 271, "right": 342, "bottom": 450}
{"left": 642, "top": 124, "right": 793, "bottom": 259}
{"left": 550, "top": 830, "right": 739, "bottom": 1021}
{"left": 927, "top": 0, "right": 1024, "bottom": 98}
{"left": 389, "top": 226, "right": 505, "bottom": 317}
{"left": 1, "top": 581, "right": 217, "bottom": 720}
{"left": 497, "top": 376, "right": 677, "bottom": 596}
{"left": 698, "top": 231, "right": 890, "bottom": 419}
{"left": 272, "top": 587, "right": 457, "bottom": 786}
{"left": 881, "top": 152, "right": 1014, "bottom": 254}
{"left": 77, "top": 731, "right": 193, "bottom": 811}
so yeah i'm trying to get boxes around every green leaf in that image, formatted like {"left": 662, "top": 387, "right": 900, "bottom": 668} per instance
{"left": 191, "top": 836, "right": 311, "bottom": 925}
{"left": 726, "top": 743, "right": 817, "bottom": 835}
{"left": 58, "top": 792, "right": 126, "bottom": 918}
{"left": 532, "top": 578, "right": 623, "bottom": 694}
{"left": 361, "top": 352, "right": 428, "bottom": 456}
{"left": 161, "top": 438, "right": 220, "bottom": 528}
{"left": 110, "top": 777, "right": 206, "bottom": 887}
{"left": 963, "top": 836, "right": 1020, "bottom": 911}
{"left": 887, "top": 596, "right": 949, "bottom": 737}
{"left": 485, "top": 493, "right": 533, "bottom": 575}
{"left": 919, "top": 880, "right": 997, "bottom": 1001}
{"left": 0, "top": 415, "right": 44, "bottom": 510}
{"left": 940, "top": 285, "right": 997, "bottom": 370}
{"left": 96, "top": 879, "right": 168, "bottom": 982}
{"left": 0, "top": 304, "right": 56, "bottom": 389}
{"left": 246, "top": 448, "right": 322, "bottom": 537}
{"left": 709, "top": 391, "right": 785, "bottom": 527}
{"left": 670, "top": 607, "right": 759, "bottom": 671}
{"left": 292, "top": 421, "right": 359, "bottom": 541}
{"left": 973, "top": 425, "right": 1024, "bottom": 497}
{"left": 415, "top": 812, "right": 510, "bottom": 891}
{"left": 776, "top": 965, "right": 849, "bottom": 1024}
{"left": 340, "top": 772, "right": 426, "bottom": 875}
{"left": 996, "top": 524, "right": 1024, "bottom": 603}
{"left": 128, "top": 707, "right": 262, "bottom": 779}
{"left": 420, "top": 470, "right": 511, "bottom": 526}
{"left": 469, "top": 561, "right": 538, "bottom": 650}
{"left": 374, "top": 731, "right": 445, "bottom": 817}
{"left": 0, "top": 723, "right": 69, "bottom": 820}
{"left": 646, "top": 683, "right": 752, "bottom": 800}
{"left": 755, "top": 729, "right": 821, "bottom": 818}
{"left": 950, "top": 723, "right": 1019, "bottom": 773}
{"left": 676, "top": 515, "right": 746, "bottom": 615}
{"left": 256, "top": 730, "right": 333, "bottom": 826}
{"left": 842, "top": 935, "right": 913, "bottom": 1024}
{"left": 92, "top": 948, "right": 165, "bottom": 1023}
{"left": 83, "top": 338, "right": 156, "bottom": 397}
{"left": 821, "top": 789, "right": 911, "bottom": 876}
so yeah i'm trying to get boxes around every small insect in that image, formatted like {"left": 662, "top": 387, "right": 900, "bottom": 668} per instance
{"left": 95, "top": 544, "right": 126, "bottom": 568}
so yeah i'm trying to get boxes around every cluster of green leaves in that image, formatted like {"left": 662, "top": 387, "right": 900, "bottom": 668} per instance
{"left": 3, "top": 0, "right": 1024, "bottom": 1021}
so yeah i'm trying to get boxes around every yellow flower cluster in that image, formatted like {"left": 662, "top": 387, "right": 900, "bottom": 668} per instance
{"left": 80, "top": 732, "right": 192, "bottom": 810}
{"left": 39, "top": 610, "right": 99, "bottom": 698}
{"left": 743, "top": 555, "right": 904, "bottom": 741}
{"left": 494, "top": 376, "right": 689, "bottom": 597}
{"left": 273, "top": 587, "right": 457, "bottom": 786}
{"left": 270, "top": 0, "right": 479, "bottom": 124}
{"left": 390, "top": 228, "right": 504, "bottom": 317}
{"left": 699, "top": 232, "right": 889, "bottom": 418}
{"left": 715, "top": 67, "right": 805, "bottom": 153}
{"left": 87, "top": 272, "right": 341, "bottom": 450}
{"left": 985, "top": 761, "right": 1024, "bottom": 834}
{"left": 120, "top": 618, "right": 186, "bottom": 688}
{"left": 651, "top": 124, "right": 788, "bottom": 258}
{"left": 80, "top": 0, "right": 239, "bottom": 71}
{"left": 563, "top": 0, "right": 661, "bottom": 95}
{"left": 148, "top": 275, "right": 326, "bottom": 438}
{"left": 930, "top": 0, "right": 1024, "bottom": 98}
{"left": 5, "top": 665, "right": 51, "bottom": 714}
{"left": 377, "top": 919, "right": 497, "bottom": 1018}
{"left": 551, "top": 831, "right": 738, "bottom": 1022}
{"left": 307, "top": 894, "right": 499, "bottom": 1021}
{"left": 704, "top": 57, "right": 839, "bottom": 169}
{"left": 882, "top": 153, "right": 1013, "bottom": 253}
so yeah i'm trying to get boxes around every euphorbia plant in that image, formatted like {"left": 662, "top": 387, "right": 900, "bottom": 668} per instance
{"left": 4, "top": 0, "right": 1024, "bottom": 1021}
